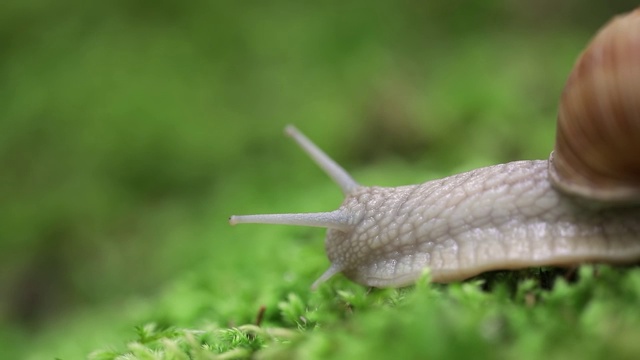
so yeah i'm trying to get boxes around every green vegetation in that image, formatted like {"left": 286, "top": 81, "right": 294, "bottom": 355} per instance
{"left": 1, "top": 1, "right": 639, "bottom": 359}
{"left": 88, "top": 267, "right": 640, "bottom": 359}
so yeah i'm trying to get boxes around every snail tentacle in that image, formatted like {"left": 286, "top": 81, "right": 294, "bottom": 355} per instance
{"left": 230, "top": 8, "right": 640, "bottom": 289}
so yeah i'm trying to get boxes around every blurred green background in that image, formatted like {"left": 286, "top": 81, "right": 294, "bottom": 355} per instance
{"left": 0, "top": 0, "right": 638, "bottom": 357}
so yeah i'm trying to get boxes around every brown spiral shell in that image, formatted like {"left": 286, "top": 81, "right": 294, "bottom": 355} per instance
{"left": 548, "top": 8, "right": 640, "bottom": 203}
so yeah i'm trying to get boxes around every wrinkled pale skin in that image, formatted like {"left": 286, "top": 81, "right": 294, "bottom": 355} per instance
{"left": 230, "top": 8, "right": 640, "bottom": 289}
{"left": 324, "top": 160, "right": 640, "bottom": 287}
{"left": 229, "top": 127, "right": 640, "bottom": 289}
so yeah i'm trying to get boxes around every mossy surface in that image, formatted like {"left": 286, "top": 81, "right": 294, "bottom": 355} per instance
{"left": 84, "top": 267, "right": 640, "bottom": 359}
{"left": 2, "top": 1, "right": 640, "bottom": 359}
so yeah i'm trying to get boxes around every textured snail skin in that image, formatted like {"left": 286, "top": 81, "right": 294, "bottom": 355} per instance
{"left": 229, "top": 127, "right": 640, "bottom": 289}
{"left": 229, "top": 8, "right": 640, "bottom": 289}
{"left": 326, "top": 160, "right": 640, "bottom": 287}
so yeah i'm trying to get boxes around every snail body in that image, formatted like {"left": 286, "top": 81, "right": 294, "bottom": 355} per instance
{"left": 229, "top": 9, "right": 640, "bottom": 289}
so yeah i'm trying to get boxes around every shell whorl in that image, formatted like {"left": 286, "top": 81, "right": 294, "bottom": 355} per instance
{"left": 229, "top": 9, "right": 640, "bottom": 289}
{"left": 549, "top": 8, "right": 640, "bottom": 203}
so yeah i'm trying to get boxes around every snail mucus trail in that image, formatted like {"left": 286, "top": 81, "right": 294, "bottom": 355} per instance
{"left": 229, "top": 9, "right": 640, "bottom": 289}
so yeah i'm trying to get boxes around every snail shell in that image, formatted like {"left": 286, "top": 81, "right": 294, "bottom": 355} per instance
{"left": 549, "top": 8, "right": 640, "bottom": 203}
{"left": 229, "top": 9, "right": 640, "bottom": 289}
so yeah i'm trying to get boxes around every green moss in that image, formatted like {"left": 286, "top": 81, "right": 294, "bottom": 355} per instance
{"left": 80, "top": 266, "right": 640, "bottom": 359}
{"left": 2, "top": 1, "right": 640, "bottom": 359}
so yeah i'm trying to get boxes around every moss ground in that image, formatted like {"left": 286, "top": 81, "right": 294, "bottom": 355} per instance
{"left": 1, "top": 1, "right": 639, "bottom": 359}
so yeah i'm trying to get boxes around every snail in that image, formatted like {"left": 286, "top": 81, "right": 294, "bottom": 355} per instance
{"left": 229, "top": 8, "right": 640, "bottom": 289}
